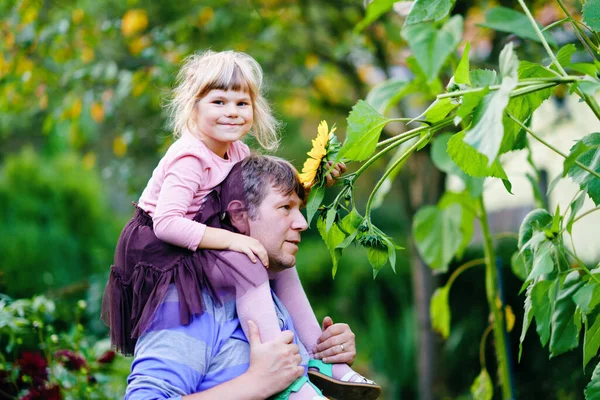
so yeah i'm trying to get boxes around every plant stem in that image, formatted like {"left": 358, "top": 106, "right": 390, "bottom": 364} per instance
{"left": 572, "top": 206, "right": 600, "bottom": 225}
{"left": 509, "top": 83, "right": 557, "bottom": 98}
{"left": 436, "top": 77, "right": 579, "bottom": 99}
{"left": 542, "top": 17, "right": 569, "bottom": 32}
{"left": 506, "top": 112, "right": 600, "bottom": 180}
{"left": 354, "top": 132, "right": 421, "bottom": 180}
{"left": 564, "top": 246, "right": 600, "bottom": 284}
{"left": 478, "top": 196, "right": 514, "bottom": 399}
{"left": 365, "top": 132, "right": 432, "bottom": 219}
{"left": 447, "top": 258, "right": 486, "bottom": 289}
{"left": 479, "top": 325, "right": 494, "bottom": 368}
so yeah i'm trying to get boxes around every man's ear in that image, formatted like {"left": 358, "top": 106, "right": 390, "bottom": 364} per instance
{"left": 227, "top": 200, "right": 250, "bottom": 235}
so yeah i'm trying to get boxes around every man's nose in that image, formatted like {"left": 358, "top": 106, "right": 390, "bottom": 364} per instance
{"left": 293, "top": 209, "right": 308, "bottom": 231}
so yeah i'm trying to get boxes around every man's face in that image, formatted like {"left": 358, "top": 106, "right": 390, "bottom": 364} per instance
{"left": 247, "top": 185, "right": 308, "bottom": 272}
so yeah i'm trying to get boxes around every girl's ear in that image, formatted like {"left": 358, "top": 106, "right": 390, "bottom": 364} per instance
{"left": 227, "top": 200, "right": 249, "bottom": 234}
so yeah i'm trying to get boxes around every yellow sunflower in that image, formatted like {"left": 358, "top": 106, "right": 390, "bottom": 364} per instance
{"left": 299, "top": 120, "right": 334, "bottom": 188}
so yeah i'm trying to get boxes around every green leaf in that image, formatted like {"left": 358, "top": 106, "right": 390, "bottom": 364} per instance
{"left": 518, "top": 208, "right": 553, "bottom": 272}
{"left": 532, "top": 279, "right": 555, "bottom": 347}
{"left": 463, "top": 43, "right": 519, "bottom": 165}
{"left": 564, "top": 140, "right": 591, "bottom": 177}
{"left": 579, "top": 77, "right": 600, "bottom": 97}
{"left": 574, "top": 283, "right": 600, "bottom": 315}
{"left": 431, "top": 133, "right": 485, "bottom": 195}
{"left": 366, "top": 243, "right": 388, "bottom": 272}
{"left": 586, "top": 361, "right": 600, "bottom": 399}
{"left": 511, "top": 251, "right": 528, "bottom": 281}
{"left": 454, "top": 86, "right": 489, "bottom": 125}
{"left": 366, "top": 78, "right": 412, "bottom": 115}
{"left": 336, "top": 208, "right": 364, "bottom": 251}
{"left": 317, "top": 216, "right": 347, "bottom": 278}
{"left": 567, "top": 191, "right": 586, "bottom": 234}
{"left": 413, "top": 204, "right": 463, "bottom": 272}
{"left": 355, "top": 0, "right": 396, "bottom": 33}
{"left": 583, "top": 0, "right": 600, "bottom": 32}
{"left": 569, "top": 63, "right": 598, "bottom": 77}
{"left": 438, "top": 191, "right": 476, "bottom": 258}
{"left": 555, "top": 44, "right": 577, "bottom": 70}
{"left": 454, "top": 42, "right": 471, "bottom": 85}
{"left": 519, "top": 283, "right": 534, "bottom": 361}
{"left": 550, "top": 272, "right": 585, "bottom": 358}
{"left": 325, "top": 207, "right": 337, "bottom": 233}
{"left": 406, "top": 56, "right": 444, "bottom": 97}
{"left": 567, "top": 132, "right": 600, "bottom": 205}
{"left": 528, "top": 242, "right": 555, "bottom": 281}
{"left": 479, "top": 7, "right": 557, "bottom": 46}
{"left": 470, "top": 368, "right": 493, "bottom": 400}
{"left": 585, "top": 312, "right": 600, "bottom": 369}
{"left": 401, "top": 15, "right": 463, "bottom": 82}
{"left": 420, "top": 97, "right": 458, "bottom": 123}
{"left": 430, "top": 286, "right": 451, "bottom": 338}
{"left": 500, "top": 62, "right": 555, "bottom": 154}
{"left": 470, "top": 69, "right": 498, "bottom": 87}
{"left": 447, "top": 131, "right": 509, "bottom": 179}
{"left": 306, "top": 185, "right": 325, "bottom": 227}
{"left": 339, "top": 100, "right": 389, "bottom": 162}
{"left": 404, "top": 0, "right": 457, "bottom": 26}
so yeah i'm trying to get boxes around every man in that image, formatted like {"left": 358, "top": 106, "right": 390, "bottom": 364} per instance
{"left": 125, "top": 155, "right": 361, "bottom": 399}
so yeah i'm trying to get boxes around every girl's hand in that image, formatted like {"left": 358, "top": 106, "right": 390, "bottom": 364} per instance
{"left": 312, "top": 316, "right": 356, "bottom": 365}
{"left": 229, "top": 233, "right": 269, "bottom": 267}
{"left": 324, "top": 161, "right": 347, "bottom": 188}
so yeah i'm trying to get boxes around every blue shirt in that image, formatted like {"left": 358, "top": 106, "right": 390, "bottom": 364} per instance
{"left": 125, "top": 284, "right": 308, "bottom": 399}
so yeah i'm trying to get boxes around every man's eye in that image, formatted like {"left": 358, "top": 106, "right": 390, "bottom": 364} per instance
{"left": 281, "top": 205, "right": 291, "bottom": 210}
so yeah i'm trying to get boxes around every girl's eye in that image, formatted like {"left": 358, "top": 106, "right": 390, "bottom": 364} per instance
{"left": 213, "top": 100, "right": 224, "bottom": 105}
{"left": 238, "top": 102, "right": 249, "bottom": 106}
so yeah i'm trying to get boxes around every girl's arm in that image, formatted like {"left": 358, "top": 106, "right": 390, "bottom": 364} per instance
{"left": 199, "top": 227, "right": 268, "bottom": 266}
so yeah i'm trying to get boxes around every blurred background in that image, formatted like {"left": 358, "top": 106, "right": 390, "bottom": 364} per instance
{"left": 1, "top": 0, "right": 599, "bottom": 399}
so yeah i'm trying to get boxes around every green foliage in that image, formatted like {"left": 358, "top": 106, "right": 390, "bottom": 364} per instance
{"left": 355, "top": 0, "right": 396, "bottom": 32}
{"left": 583, "top": 0, "right": 600, "bottom": 32}
{"left": 401, "top": 15, "right": 463, "bottom": 82}
{"left": 0, "top": 148, "right": 119, "bottom": 297}
{"left": 338, "top": 100, "right": 389, "bottom": 162}
{"left": 479, "top": 7, "right": 557, "bottom": 46}
{"left": 430, "top": 286, "right": 450, "bottom": 338}
{"left": 470, "top": 369, "right": 493, "bottom": 400}
{"left": 365, "top": 79, "right": 412, "bottom": 115}
{"left": 566, "top": 132, "right": 600, "bottom": 205}
{"left": 404, "top": 0, "right": 456, "bottom": 26}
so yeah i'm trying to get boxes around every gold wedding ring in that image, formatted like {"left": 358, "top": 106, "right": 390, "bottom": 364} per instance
{"left": 340, "top": 343, "right": 345, "bottom": 353}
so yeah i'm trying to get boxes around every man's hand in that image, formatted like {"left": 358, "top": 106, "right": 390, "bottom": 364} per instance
{"left": 324, "top": 161, "right": 347, "bottom": 188}
{"left": 246, "top": 321, "right": 304, "bottom": 398}
{"left": 313, "top": 317, "right": 356, "bottom": 365}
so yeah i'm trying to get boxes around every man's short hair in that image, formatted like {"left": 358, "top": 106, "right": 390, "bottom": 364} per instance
{"left": 240, "top": 154, "right": 305, "bottom": 218}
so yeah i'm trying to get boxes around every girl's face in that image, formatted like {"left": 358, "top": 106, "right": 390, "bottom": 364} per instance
{"left": 195, "top": 89, "right": 253, "bottom": 157}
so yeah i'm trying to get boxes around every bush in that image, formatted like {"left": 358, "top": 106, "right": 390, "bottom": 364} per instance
{"left": 0, "top": 293, "right": 131, "bottom": 399}
{"left": 0, "top": 148, "right": 121, "bottom": 297}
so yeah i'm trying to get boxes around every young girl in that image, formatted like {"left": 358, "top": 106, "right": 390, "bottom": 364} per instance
{"left": 101, "top": 50, "right": 377, "bottom": 399}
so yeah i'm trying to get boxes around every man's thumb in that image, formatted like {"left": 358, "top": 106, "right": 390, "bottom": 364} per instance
{"left": 247, "top": 320, "right": 261, "bottom": 346}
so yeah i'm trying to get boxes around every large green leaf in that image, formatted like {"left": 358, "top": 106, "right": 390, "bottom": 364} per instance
{"left": 306, "top": 185, "right": 325, "bottom": 227}
{"left": 583, "top": 0, "right": 600, "bottom": 32}
{"left": 585, "top": 312, "right": 600, "bottom": 369}
{"left": 470, "top": 69, "right": 498, "bottom": 87}
{"left": 355, "top": 0, "right": 396, "bottom": 32}
{"left": 454, "top": 87, "right": 489, "bottom": 126}
{"left": 586, "top": 361, "right": 600, "bottom": 399}
{"left": 519, "top": 283, "right": 534, "bottom": 361}
{"left": 430, "top": 286, "right": 450, "bottom": 338}
{"left": 531, "top": 279, "right": 555, "bottom": 347}
{"left": 420, "top": 97, "right": 458, "bottom": 123}
{"left": 447, "top": 131, "right": 509, "bottom": 179}
{"left": 555, "top": 44, "right": 577, "bottom": 70}
{"left": 463, "top": 43, "right": 518, "bottom": 164}
{"left": 567, "top": 132, "right": 600, "bottom": 205}
{"left": 550, "top": 272, "right": 585, "bottom": 358}
{"left": 413, "top": 204, "right": 463, "bottom": 272}
{"left": 366, "top": 78, "right": 413, "bottom": 115}
{"left": 470, "top": 369, "right": 493, "bottom": 400}
{"left": 339, "top": 100, "right": 389, "bottom": 162}
{"left": 479, "top": 7, "right": 557, "bottom": 46}
{"left": 404, "top": 0, "right": 457, "bottom": 26}
{"left": 401, "top": 15, "right": 463, "bottom": 82}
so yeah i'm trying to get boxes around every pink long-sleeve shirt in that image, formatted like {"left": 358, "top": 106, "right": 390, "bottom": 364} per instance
{"left": 137, "top": 132, "right": 250, "bottom": 251}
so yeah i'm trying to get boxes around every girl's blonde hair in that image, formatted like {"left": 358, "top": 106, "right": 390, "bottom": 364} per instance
{"left": 166, "top": 50, "right": 280, "bottom": 151}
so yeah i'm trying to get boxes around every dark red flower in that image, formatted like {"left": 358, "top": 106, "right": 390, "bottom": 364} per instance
{"left": 54, "top": 350, "right": 87, "bottom": 371}
{"left": 16, "top": 352, "right": 48, "bottom": 387}
{"left": 20, "top": 383, "right": 62, "bottom": 400}
{"left": 97, "top": 350, "right": 116, "bottom": 364}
